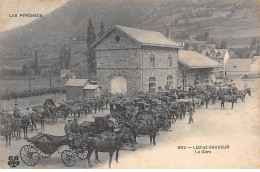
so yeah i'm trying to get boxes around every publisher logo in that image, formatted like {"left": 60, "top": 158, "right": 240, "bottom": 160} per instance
{"left": 8, "top": 156, "right": 20, "bottom": 167}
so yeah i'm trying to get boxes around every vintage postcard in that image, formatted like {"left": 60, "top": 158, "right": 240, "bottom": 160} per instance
{"left": 0, "top": 0, "right": 259, "bottom": 169}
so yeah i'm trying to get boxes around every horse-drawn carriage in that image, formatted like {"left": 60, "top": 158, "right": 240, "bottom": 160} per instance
{"left": 20, "top": 132, "right": 88, "bottom": 167}
{"left": 80, "top": 114, "right": 120, "bottom": 135}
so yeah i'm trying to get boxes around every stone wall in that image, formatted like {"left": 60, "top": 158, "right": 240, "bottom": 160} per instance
{"left": 141, "top": 47, "right": 179, "bottom": 92}
{"left": 95, "top": 28, "right": 140, "bottom": 50}
{"left": 142, "top": 69, "right": 178, "bottom": 92}
{"left": 96, "top": 49, "right": 141, "bottom": 69}
{"left": 97, "top": 69, "right": 142, "bottom": 93}
{"left": 142, "top": 47, "right": 178, "bottom": 69}
{"left": 95, "top": 28, "right": 143, "bottom": 93}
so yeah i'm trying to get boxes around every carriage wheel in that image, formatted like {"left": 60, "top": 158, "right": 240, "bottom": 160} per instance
{"left": 20, "top": 145, "right": 39, "bottom": 166}
{"left": 61, "top": 150, "right": 76, "bottom": 167}
{"left": 75, "top": 147, "right": 88, "bottom": 160}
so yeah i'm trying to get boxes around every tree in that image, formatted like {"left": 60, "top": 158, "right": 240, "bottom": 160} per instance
{"left": 65, "top": 46, "right": 71, "bottom": 69}
{"left": 87, "top": 18, "right": 96, "bottom": 50}
{"left": 22, "top": 64, "right": 27, "bottom": 75}
{"left": 195, "top": 32, "right": 209, "bottom": 41}
{"left": 251, "top": 37, "right": 257, "bottom": 48}
{"left": 220, "top": 41, "right": 227, "bottom": 49}
{"left": 59, "top": 45, "right": 71, "bottom": 70}
{"left": 86, "top": 17, "right": 97, "bottom": 74}
{"left": 34, "top": 50, "right": 38, "bottom": 76}
{"left": 98, "top": 21, "right": 105, "bottom": 38}
{"left": 60, "top": 45, "right": 67, "bottom": 69}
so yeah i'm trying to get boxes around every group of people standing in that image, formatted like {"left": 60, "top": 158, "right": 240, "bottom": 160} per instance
{"left": 1, "top": 104, "right": 39, "bottom": 147}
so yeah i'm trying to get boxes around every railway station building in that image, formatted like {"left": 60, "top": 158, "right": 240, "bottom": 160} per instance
{"left": 92, "top": 25, "right": 221, "bottom": 94}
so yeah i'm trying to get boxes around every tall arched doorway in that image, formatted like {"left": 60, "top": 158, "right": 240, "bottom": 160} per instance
{"left": 111, "top": 77, "right": 127, "bottom": 94}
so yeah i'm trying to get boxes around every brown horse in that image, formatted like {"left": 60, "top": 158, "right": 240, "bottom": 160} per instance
{"left": 67, "top": 105, "right": 81, "bottom": 118}
{"left": 126, "top": 119, "right": 167, "bottom": 146}
{"left": 82, "top": 128, "right": 135, "bottom": 168}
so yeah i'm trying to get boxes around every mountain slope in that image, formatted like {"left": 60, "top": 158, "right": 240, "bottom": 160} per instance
{"left": 0, "top": 0, "right": 259, "bottom": 66}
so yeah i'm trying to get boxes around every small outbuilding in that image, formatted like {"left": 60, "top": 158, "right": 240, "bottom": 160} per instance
{"left": 65, "top": 79, "right": 91, "bottom": 100}
{"left": 83, "top": 85, "right": 102, "bottom": 100}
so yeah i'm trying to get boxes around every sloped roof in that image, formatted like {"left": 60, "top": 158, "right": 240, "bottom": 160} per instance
{"left": 201, "top": 48, "right": 228, "bottom": 59}
{"left": 226, "top": 59, "right": 251, "bottom": 72}
{"left": 83, "top": 85, "right": 102, "bottom": 90}
{"left": 251, "top": 57, "right": 260, "bottom": 73}
{"left": 92, "top": 25, "right": 180, "bottom": 48}
{"left": 65, "top": 79, "right": 90, "bottom": 87}
{"left": 178, "top": 50, "right": 222, "bottom": 68}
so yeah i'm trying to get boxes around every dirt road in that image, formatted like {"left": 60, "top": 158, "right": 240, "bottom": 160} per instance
{"left": 1, "top": 91, "right": 259, "bottom": 169}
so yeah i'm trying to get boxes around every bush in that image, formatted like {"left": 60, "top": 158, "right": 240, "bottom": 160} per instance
{"left": 1, "top": 87, "right": 66, "bottom": 100}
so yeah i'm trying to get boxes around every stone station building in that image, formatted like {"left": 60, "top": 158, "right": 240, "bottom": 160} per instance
{"left": 92, "top": 25, "right": 221, "bottom": 94}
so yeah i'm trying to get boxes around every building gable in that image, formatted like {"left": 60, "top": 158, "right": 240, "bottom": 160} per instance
{"left": 95, "top": 28, "right": 140, "bottom": 50}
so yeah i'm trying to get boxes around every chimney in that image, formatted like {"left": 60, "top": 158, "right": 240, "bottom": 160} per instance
{"left": 166, "top": 28, "right": 171, "bottom": 40}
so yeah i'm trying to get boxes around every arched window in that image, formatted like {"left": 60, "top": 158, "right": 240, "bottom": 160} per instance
{"left": 149, "top": 54, "right": 155, "bottom": 68}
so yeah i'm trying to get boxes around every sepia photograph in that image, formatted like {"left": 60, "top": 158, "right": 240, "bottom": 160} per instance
{"left": 0, "top": 0, "right": 259, "bottom": 169}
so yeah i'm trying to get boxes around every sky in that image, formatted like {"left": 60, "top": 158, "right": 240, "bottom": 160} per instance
{"left": 0, "top": 0, "right": 68, "bottom": 32}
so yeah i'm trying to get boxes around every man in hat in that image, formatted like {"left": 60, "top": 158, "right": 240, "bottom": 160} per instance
{"left": 220, "top": 95, "right": 225, "bottom": 109}
{"left": 188, "top": 106, "right": 194, "bottom": 124}
{"left": 70, "top": 117, "right": 81, "bottom": 134}
{"left": 205, "top": 94, "right": 210, "bottom": 109}
{"left": 64, "top": 119, "right": 72, "bottom": 134}
{"left": 23, "top": 107, "right": 30, "bottom": 117}
{"left": 4, "top": 120, "right": 12, "bottom": 146}
{"left": 13, "top": 104, "right": 20, "bottom": 118}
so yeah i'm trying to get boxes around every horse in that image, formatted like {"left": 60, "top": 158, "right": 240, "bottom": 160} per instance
{"left": 29, "top": 113, "right": 37, "bottom": 130}
{"left": 168, "top": 104, "right": 181, "bottom": 123}
{"left": 10, "top": 117, "right": 21, "bottom": 139}
{"left": 20, "top": 115, "right": 30, "bottom": 138}
{"left": 208, "top": 92, "right": 218, "bottom": 104}
{"left": 219, "top": 95, "right": 237, "bottom": 109}
{"left": 67, "top": 105, "right": 81, "bottom": 118}
{"left": 245, "top": 88, "right": 251, "bottom": 96}
{"left": 126, "top": 119, "right": 167, "bottom": 146}
{"left": 82, "top": 128, "right": 135, "bottom": 168}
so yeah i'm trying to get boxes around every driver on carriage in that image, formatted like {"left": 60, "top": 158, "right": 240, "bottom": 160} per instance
{"left": 70, "top": 117, "right": 81, "bottom": 135}
{"left": 70, "top": 117, "right": 83, "bottom": 146}
{"left": 43, "top": 105, "right": 55, "bottom": 119}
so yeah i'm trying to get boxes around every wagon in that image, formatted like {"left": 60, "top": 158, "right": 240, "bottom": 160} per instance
{"left": 80, "top": 114, "right": 120, "bottom": 134}
{"left": 44, "top": 99, "right": 66, "bottom": 119}
{"left": 32, "top": 106, "right": 59, "bottom": 125}
{"left": 20, "top": 132, "right": 88, "bottom": 167}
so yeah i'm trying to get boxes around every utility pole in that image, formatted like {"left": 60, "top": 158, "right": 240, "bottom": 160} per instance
{"left": 49, "top": 56, "right": 52, "bottom": 87}
{"left": 28, "top": 76, "right": 32, "bottom": 92}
